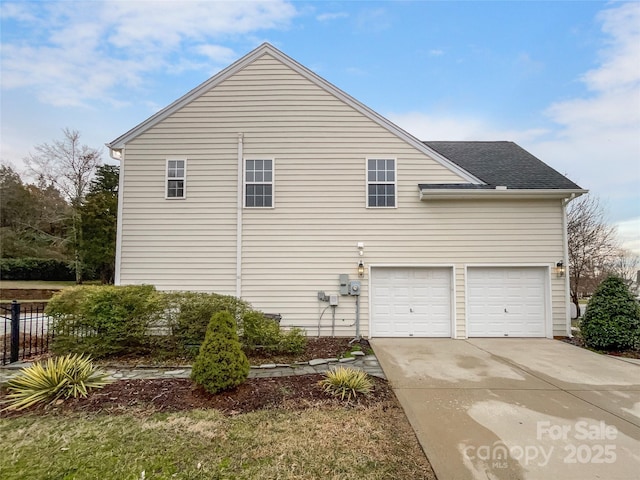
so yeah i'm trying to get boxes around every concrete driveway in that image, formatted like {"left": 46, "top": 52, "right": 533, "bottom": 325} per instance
{"left": 371, "top": 338, "right": 640, "bottom": 480}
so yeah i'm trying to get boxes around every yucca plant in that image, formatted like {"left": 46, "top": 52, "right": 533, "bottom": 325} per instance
{"left": 2, "top": 354, "right": 112, "bottom": 411}
{"left": 319, "top": 366, "right": 374, "bottom": 402}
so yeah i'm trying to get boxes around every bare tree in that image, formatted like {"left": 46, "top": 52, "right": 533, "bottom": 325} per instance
{"left": 605, "top": 248, "right": 640, "bottom": 287}
{"left": 25, "top": 129, "right": 102, "bottom": 283}
{"left": 567, "top": 195, "right": 618, "bottom": 316}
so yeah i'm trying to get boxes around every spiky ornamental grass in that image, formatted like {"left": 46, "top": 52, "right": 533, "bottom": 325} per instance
{"left": 319, "top": 366, "right": 374, "bottom": 402}
{"left": 2, "top": 354, "right": 112, "bottom": 411}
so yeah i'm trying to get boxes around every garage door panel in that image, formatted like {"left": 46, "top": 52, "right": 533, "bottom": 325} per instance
{"left": 372, "top": 267, "right": 452, "bottom": 337}
{"left": 468, "top": 267, "right": 547, "bottom": 337}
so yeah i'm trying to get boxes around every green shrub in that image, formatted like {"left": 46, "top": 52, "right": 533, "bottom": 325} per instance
{"left": 47, "top": 285, "right": 162, "bottom": 358}
{"left": 45, "top": 285, "right": 305, "bottom": 360}
{"left": 163, "top": 292, "right": 250, "bottom": 352}
{"left": 241, "top": 310, "right": 307, "bottom": 354}
{"left": 0, "top": 257, "right": 74, "bottom": 281}
{"left": 2, "top": 354, "right": 111, "bottom": 411}
{"left": 580, "top": 276, "right": 640, "bottom": 351}
{"left": 191, "top": 311, "right": 249, "bottom": 394}
{"left": 319, "top": 367, "right": 373, "bottom": 402}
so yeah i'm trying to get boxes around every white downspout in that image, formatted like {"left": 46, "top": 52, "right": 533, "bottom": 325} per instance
{"left": 236, "top": 133, "right": 244, "bottom": 298}
{"left": 562, "top": 194, "right": 575, "bottom": 337}
{"left": 109, "top": 147, "right": 124, "bottom": 285}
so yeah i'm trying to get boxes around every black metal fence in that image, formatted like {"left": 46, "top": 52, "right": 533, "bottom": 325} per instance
{"left": 1, "top": 301, "right": 51, "bottom": 366}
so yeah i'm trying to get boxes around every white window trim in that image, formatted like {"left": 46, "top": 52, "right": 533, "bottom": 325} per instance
{"left": 244, "top": 157, "right": 275, "bottom": 209}
{"left": 165, "top": 158, "right": 187, "bottom": 199}
{"left": 366, "top": 157, "right": 397, "bottom": 208}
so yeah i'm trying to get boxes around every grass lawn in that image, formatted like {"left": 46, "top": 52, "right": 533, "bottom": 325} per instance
{"left": 0, "top": 406, "right": 433, "bottom": 480}
{"left": 0, "top": 280, "right": 81, "bottom": 289}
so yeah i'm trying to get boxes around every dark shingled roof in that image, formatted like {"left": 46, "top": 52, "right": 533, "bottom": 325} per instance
{"left": 423, "top": 141, "right": 582, "bottom": 190}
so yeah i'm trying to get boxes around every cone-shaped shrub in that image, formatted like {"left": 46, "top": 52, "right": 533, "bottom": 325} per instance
{"left": 191, "top": 311, "right": 250, "bottom": 394}
{"left": 580, "top": 276, "right": 640, "bottom": 351}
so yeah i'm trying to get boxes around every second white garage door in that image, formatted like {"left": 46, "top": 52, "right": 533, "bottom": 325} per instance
{"left": 371, "top": 267, "right": 452, "bottom": 337}
{"left": 467, "top": 267, "right": 547, "bottom": 337}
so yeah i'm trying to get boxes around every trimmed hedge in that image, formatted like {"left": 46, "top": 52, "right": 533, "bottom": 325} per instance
{"left": 47, "top": 285, "right": 161, "bottom": 357}
{"left": 242, "top": 310, "right": 307, "bottom": 354}
{"left": 46, "top": 285, "right": 306, "bottom": 359}
{"left": 0, "top": 257, "right": 74, "bottom": 281}
{"left": 162, "top": 291, "right": 250, "bottom": 353}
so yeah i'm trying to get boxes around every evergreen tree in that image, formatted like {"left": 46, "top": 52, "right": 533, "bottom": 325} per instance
{"left": 581, "top": 276, "right": 640, "bottom": 351}
{"left": 191, "top": 311, "right": 249, "bottom": 394}
{"left": 79, "top": 165, "right": 118, "bottom": 283}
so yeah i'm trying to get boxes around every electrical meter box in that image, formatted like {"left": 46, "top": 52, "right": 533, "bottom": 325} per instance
{"left": 348, "top": 280, "right": 361, "bottom": 296}
{"left": 339, "top": 274, "right": 349, "bottom": 295}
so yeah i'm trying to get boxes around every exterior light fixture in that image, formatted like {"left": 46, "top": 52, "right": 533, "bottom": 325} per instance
{"left": 555, "top": 261, "right": 565, "bottom": 278}
{"left": 358, "top": 260, "right": 365, "bottom": 277}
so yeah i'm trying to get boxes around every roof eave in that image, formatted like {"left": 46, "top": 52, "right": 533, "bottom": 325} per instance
{"left": 419, "top": 188, "right": 588, "bottom": 201}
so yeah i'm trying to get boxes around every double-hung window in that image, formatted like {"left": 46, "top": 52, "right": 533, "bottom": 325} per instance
{"left": 367, "top": 158, "right": 396, "bottom": 207}
{"left": 245, "top": 159, "right": 273, "bottom": 208}
{"left": 166, "top": 159, "right": 186, "bottom": 198}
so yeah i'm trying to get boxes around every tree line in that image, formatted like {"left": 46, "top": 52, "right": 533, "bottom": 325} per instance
{"left": 1, "top": 129, "right": 118, "bottom": 283}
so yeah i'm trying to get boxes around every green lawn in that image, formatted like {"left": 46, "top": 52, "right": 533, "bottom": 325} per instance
{"left": 0, "top": 407, "right": 434, "bottom": 480}
{"left": 0, "top": 280, "right": 78, "bottom": 290}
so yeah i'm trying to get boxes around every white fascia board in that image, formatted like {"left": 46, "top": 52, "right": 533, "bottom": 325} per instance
{"left": 419, "top": 188, "right": 588, "bottom": 201}
{"left": 105, "top": 43, "right": 483, "bottom": 184}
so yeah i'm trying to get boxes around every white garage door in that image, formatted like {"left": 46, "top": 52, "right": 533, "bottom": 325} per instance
{"left": 467, "top": 267, "right": 547, "bottom": 337}
{"left": 371, "top": 267, "right": 452, "bottom": 337}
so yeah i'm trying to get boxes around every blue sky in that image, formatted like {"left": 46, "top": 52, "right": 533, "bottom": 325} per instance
{"left": 1, "top": 1, "right": 639, "bottom": 253}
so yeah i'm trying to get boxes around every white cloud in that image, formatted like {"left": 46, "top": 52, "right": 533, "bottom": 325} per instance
{"left": 428, "top": 49, "right": 444, "bottom": 57}
{"left": 355, "top": 7, "right": 390, "bottom": 32}
{"left": 387, "top": 111, "right": 549, "bottom": 144}
{"left": 0, "top": 2, "right": 38, "bottom": 22}
{"left": 583, "top": 2, "right": 640, "bottom": 92}
{"left": 0, "top": 1, "right": 297, "bottom": 106}
{"left": 530, "top": 2, "right": 640, "bottom": 218}
{"left": 515, "top": 52, "right": 544, "bottom": 76}
{"left": 390, "top": 2, "right": 640, "bottom": 227}
{"left": 194, "top": 45, "right": 237, "bottom": 64}
{"left": 615, "top": 217, "right": 640, "bottom": 256}
{"left": 317, "top": 12, "right": 348, "bottom": 22}
{"left": 103, "top": 1, "right": 296, "bottom": 51}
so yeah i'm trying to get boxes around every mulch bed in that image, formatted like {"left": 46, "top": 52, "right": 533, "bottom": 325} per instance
{"left": 1, "top": 375, "right": 394, "bottom": 419}
{"left": 1, "top": 337, "right": 392, "bottom": 418}
{"left": 560, "top": 336, "right": 640, "bottom": 359}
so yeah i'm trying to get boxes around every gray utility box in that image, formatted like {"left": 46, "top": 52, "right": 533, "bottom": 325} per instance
{"left": 348, "top": 280, "right": 361, "bottom": 296}
{"left": 339, "top": 274, "right": 349, "bottom": 295}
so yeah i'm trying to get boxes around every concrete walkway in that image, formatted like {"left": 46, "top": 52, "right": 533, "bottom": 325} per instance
{"left": 0, "top": 354, "right": 385, "bottom": 384}
{"left": 371, "top": 338, "right": 640, "bottom": 480}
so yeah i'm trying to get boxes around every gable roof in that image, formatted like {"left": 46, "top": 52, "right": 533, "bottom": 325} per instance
{"left": 422, "top": 141, "right": 583, "bottom": 190}
{"left": 106, "top": 43, "right": 481, "bottom": 184}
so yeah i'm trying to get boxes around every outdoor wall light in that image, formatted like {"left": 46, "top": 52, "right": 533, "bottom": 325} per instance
{"left": 555, "top": 261, "right": 565, "bottom": 278}
{"left": 358, "top": 260, "right": 365, "bottom": 278}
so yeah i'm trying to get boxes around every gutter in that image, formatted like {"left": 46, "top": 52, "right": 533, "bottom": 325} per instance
{"left": 420, "top": 188, "right": 588, "bottom": 201}
{"left": 562, "top": 192, "right": 584, "bottom": 337}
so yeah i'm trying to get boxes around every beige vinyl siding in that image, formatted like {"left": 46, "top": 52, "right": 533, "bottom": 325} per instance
{"left": 118, "top": 53, "right": 569, "bottom": 337}
{"left": 242, "top": 198, "right": 566, "bottom": 338}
